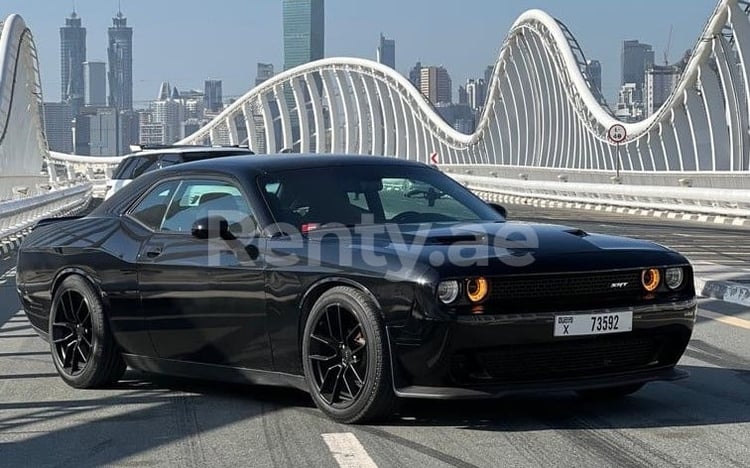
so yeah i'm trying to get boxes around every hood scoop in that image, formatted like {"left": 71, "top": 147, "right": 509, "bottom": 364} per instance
{"left": 564, "top": 228, "right": 589, "bottom": 237}
{"left": 425, "top": 234, "right": 485, "bottom": 245}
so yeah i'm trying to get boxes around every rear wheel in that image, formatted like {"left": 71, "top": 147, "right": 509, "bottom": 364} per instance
{"left": 49, "top": 276, "right": 126, "bottom": 388}
{"left": 302, "top": 286, "right": 398, "bottom": 423}
{"left": 577, "top": 383, "right": 645, "bottom": 399}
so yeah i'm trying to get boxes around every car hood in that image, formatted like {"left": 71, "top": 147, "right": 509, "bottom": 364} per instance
{"left": 318, "top": 221, "right": 689, "bottom": 279}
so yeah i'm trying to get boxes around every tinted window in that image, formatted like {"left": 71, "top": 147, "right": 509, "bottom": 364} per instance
{"left": 161, "top": 179, "right": 255, "bottom": 235}
{"left": 113, "top": 154, "right": 161, "bottom": 179}
{"left": 129, "top": 180, "right": 180, "bottom": 229}
{"left": 112, "top": 157, "right": 137, "bottom": 179}
{"left": 181, "top": 150, "right": 253, "bottom": 162}
{"left": 259, "top": 165, "right": 501, "bottom": 228}
{"left": 113, "top": 150, "right": 253, "bottom": 179}
{"left": 158, "top": 153, "right": 183, "bottom": 167}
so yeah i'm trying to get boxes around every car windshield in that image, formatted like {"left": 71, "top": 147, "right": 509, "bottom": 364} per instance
{"left": 258, "top": 164, "right": 502, "bottom": 229}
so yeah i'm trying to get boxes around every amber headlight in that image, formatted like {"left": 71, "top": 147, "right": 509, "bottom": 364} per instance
{"left": 466, "top": 277, "right": 489, "bottom": 302}
{"left": 664, "top": 267, "right": 684, "bottom": 290}
{"left": 437, "top": 280, "right": 460, "bottom": 304}
{"left": 641, "top": 268, "right": 661, "bottom": 292}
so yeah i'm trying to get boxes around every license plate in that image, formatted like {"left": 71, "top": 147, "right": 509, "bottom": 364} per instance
{"left": 554, "top": 311, "right": 633, "bottom": 337}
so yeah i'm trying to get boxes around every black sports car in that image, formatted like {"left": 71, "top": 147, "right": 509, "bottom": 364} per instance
{"left": 16, "top": 155, "right": 696, "bottom": 423}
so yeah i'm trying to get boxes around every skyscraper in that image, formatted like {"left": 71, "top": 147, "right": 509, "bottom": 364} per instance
{"left": 458, "top": 85, "right": 468, "bottom": 105}
{"left": 420, "top": 66, "right": 452, "bottom": 105}
{"left": 377, "top": 34, "right": 395, "bottom": 69}
{"left": 465, "top": 78, "right": 486, "bottom": 110}
{"left": 645, "top": 65, "right": 679, "bottom": 115}
{"left": 409, "top": 61, "right": 422, "bottom": 89}
{"left": 283, "top": 0, "right": 324, "bottom": 147}
{"left": 204, "top": 80, "right": 223, "bottom": 112}
{"left": 108, "top": 9, "right": 133, "bottom": 111}
{"left": 283, "top": 0, "right": 325, "bottom": 71}
{"left": 585, "top": 59, "right": 602, "bottom": 95}
{"left": 60, "top": 11, "right": 86, "bottom": 114}
{"left": 83, "top": 61, "right": 106, "bottom": 107}
{"left": 43, "top": 102, "right": 73, "bottom": 153}
{"left": 484, "top": 65, "right": 494, "bottom": 86}
{"left": 621, "top": 40, "right": 654, "bottom": 88}
{"left": 255, "top": 63, "right": 275, "bottom": 86}
{"left": 153, "top": 82, "right": 183, "bottom": 144}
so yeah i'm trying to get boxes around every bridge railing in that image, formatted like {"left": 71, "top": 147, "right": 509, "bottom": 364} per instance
{"left": 447, "top": 168, "right": 750, "bottom": 218}
{"left": 0, "top": 183, "right": 91, "bottom": 245}
{"left": 47, "top": 152, "right": 123, "bottom": 198}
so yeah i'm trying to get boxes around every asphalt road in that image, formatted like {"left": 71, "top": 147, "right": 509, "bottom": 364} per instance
{"left": 505, "top": 204, "right": 750, "bottom": 268}
{"left": 1, "top": 208, "right": 750, "bottom": 467}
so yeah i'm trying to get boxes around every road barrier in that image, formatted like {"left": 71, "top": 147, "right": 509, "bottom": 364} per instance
{"left": 0, "top": 183, "right": 91, "bottom": 246}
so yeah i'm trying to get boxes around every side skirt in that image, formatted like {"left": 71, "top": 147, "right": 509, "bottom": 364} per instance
{"left": 122, "top": 354, "right": 309, "bottom": 393}
{"left": 28, "top": 320, "right": 50, "bottom": 343}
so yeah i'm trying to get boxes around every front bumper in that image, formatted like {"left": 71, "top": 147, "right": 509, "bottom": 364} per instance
{"left": 388, "top": 299, "right": 696, "bottom": 398}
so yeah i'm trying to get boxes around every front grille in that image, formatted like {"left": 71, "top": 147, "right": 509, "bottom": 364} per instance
{"left": 488, "top": 270, "right": 643, "bottom": 312}
{"left": 450, "top": 334, "right": 666, "bottom": 385}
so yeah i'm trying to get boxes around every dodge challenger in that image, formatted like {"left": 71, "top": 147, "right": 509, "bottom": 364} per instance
{"left": 16, "top": 155, "right": 696, "bottom": 423}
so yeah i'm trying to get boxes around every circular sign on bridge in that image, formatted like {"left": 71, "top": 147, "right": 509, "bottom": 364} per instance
{"left": 607, "top": 123, "right": 627, "bottom": 144}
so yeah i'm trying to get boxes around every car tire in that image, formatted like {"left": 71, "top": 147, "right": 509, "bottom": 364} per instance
{"left": 302, "top": 286, "right": 399, "bottom": 423}
{"left": 49, "top": 275, "right": 127, "bottom": 389}
{"left": 577, "top": 383, "right": 645, "bottom": 399}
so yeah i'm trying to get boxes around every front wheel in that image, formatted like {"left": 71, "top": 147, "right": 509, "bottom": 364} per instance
{"left": 577, "top": 383, "right": 645, "bottom": 399}
{"left": 302, "top": 286, "right": 398, "bottom": 423}
{"left": 49, "top": 275, "right": 126, "bottom": 388}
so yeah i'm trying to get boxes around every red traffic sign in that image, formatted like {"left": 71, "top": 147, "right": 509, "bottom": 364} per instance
{"left": 430, "top": 152, "right": 439, "bottom": 164}
{"left": 607, "top": 124, "right": 627, "bottom": 144}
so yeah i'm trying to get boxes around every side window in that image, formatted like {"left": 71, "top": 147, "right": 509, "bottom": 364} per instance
{"left": 112, "top": 157, "right": 137, "bottom": 179}
{"left": 182, "top": 150, "right": 250, "bottom": 162}
{"left": 128, "top": 180, "right": 180, "bottom": 230}
{"left": 160, "top": 179, "right": 256, "bottom": 235}
{"left": 130, "top": 155, "right": 162, "bottom": 178}
{"left": 158, "top": 154, "right": 182, "bottom": 168}
{"left": 181, "top": 151, "right": 217, "bottom": 162}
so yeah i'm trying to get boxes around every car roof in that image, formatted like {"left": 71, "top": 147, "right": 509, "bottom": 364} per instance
{"left": 160, "top": 153, "right": 431, "bottom": 175}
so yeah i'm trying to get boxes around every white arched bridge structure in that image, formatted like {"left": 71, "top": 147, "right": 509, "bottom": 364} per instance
{"left": 3, "top": 0, "right": 750, "bottom": 246}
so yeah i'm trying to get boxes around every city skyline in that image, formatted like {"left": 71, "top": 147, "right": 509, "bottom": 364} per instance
{"left": 1, "top": 0, "right": 716, "bottom": 106}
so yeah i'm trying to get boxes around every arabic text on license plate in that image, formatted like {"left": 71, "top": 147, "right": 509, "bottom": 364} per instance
{"left": 554, "top": 312, "right": 633, "bottom": 337}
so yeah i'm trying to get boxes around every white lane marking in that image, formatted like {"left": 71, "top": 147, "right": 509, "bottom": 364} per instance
{"left": 322, "top": 433, "right": 378, "bottom": 468}
{"left": 699, "top": 310, "right": 750, "bottom": 331}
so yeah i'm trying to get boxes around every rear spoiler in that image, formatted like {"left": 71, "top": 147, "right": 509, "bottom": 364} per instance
{"left": 33, "top": 216, "right": 84, "bottom": 230}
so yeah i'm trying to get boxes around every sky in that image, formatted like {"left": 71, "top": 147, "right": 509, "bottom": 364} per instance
{"left": 2, "top": 0, "right": 718, "bottom": 107}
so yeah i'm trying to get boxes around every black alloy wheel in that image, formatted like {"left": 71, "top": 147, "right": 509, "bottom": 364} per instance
{"left": 307, "top": 302, "right": 368, "bottom": 407}
{"left": 302, "top": 286, "right": 398, "bottom": 423}
{"left": 51, "top": 289, "right": 93, "bottom": 376}
{"left": 49, "top": 276, "right": 126, "bottom": 388}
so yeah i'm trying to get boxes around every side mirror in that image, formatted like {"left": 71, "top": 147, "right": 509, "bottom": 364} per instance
{"left": 487, "top": 202, "right": 508, "bottom": 218}
{"left": 191, "top": 216, "right": 233, "bottom": 240}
